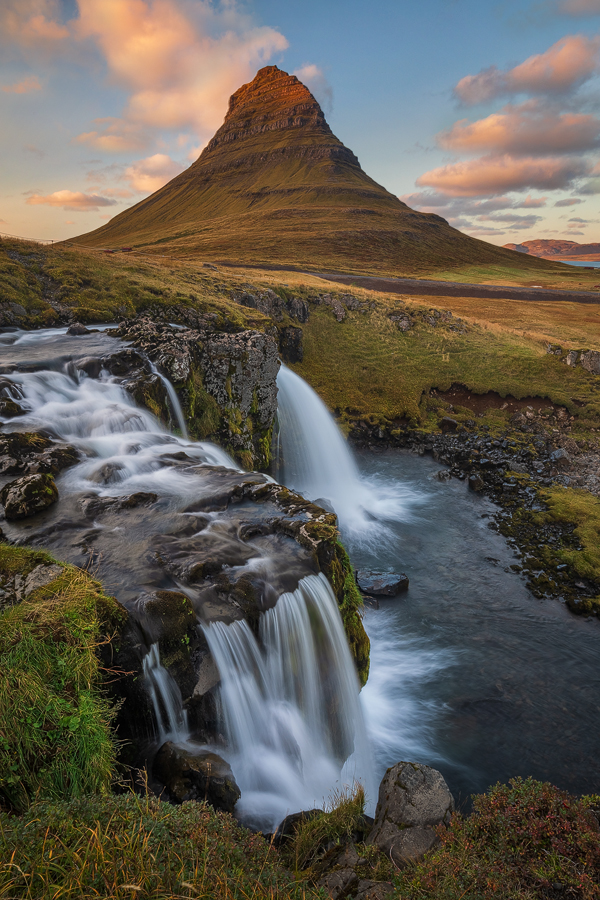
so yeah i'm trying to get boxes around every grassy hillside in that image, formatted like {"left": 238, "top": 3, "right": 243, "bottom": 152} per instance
{"left": 66, "top": 67, "right": 583, "bottom": 280}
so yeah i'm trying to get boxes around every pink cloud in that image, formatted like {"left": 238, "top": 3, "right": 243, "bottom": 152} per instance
{"left": 26, "top": 190, "right": 118, "bottom": 211}
{"left": 125, "top": 153, "right": 184, "bottom": 192}
{"left": 75, "top": 117, "right": 150, "bottom": 152}
{"left": 0, "top": 1, "right": 69, "bottom": 47}
{"left": 1, "top": 75, "right": 41, "bottom": 94}
{"left": 416, "top": 154, "right": 591, "bottom": 196}
{"left": 454, "top": 35, "right": 600, "bottom": 104}
{"left": 73, "top": 0, "right": 289, "bottom": 144}
{"left": 439, "top": 103, "right": 600, "bottom": 155}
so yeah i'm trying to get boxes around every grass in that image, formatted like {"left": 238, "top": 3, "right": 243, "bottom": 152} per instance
{"left": 393, "top": 777, "right": 600, "bottom": 900}
{"left": 0, "top": 544, "right": 125, "bottom": 814}
{"left": 0, "top": 793, "right": 320, "bottom": 900}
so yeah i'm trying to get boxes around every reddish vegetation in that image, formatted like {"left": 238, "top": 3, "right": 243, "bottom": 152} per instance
{"left": 504, "top": 239, "right": 600, "bottom": 261}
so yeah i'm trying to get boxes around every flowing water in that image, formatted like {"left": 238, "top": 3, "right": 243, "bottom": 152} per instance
{"left": 204, "top": 573, "right": 374, "bottom": 829}
{"left": 0, "top": 327, "right": 373, "bottom": 829}
{"left": 275, "top": 367, "right": 600, "bottom": 806}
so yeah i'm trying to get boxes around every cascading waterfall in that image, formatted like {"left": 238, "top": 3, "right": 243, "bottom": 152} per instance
{"left": 276, "top": 364, "right": 417, "bottom": 542}
{"left": 142, "top": 644, "right": 189, "bottom": 742}
{"left": 204, "top": 573, "right": 375, "bottom": 830}
{"left": 148, "top": 362, "right": 189, "bottom": 439}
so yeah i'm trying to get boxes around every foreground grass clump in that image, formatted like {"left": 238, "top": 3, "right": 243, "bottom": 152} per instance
{"left": 284, "top": 784, "right": 366, "bottom": 874}
{"left": 0, "top": 793, "right": 319, "bottom": 900}
{"left": 394, "top": 777, "right": 600, "bottom": 900}
{"left": 0, "top": 544, "right": 125, "bottom": 813}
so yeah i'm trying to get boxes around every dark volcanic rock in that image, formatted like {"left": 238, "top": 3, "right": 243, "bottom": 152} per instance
{"left": 279, "top": 325, "right": 303, "bottom": 362}
{"left": 367, "top": 761, "right": 454, "bottom": 868}
{"left": 356, "top": 570, "right": 409, "bottom": 596}
{"left": 66, "top": 322, "right": 90, "bottom": 335}
{"left": 0, "top": 473, "right": 59, "bottom": 520}
{"left": 153, "top": 741, "right": 240, "bottom": 812}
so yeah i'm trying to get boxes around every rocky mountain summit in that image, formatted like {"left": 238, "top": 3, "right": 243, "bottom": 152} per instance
{"left": 69, "top": 67, "right": 547, "bottom": 276}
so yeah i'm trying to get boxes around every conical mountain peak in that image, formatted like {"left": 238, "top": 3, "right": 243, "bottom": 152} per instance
{"left": 71, "top": 67, "right": 532, "bottom": 275}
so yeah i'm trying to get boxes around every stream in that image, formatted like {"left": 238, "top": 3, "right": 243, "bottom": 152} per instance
{"left": 1, "top": 327, "right": 598, "bottom": 825}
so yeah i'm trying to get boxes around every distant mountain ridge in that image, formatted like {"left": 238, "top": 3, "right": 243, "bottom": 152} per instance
{"left": 70, "top": 66, "right": 562, "bottom": 276}
{"left": 504, "top": 239, "right": 600, "bottom": 261}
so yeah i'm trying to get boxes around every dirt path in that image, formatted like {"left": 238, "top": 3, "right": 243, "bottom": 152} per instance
{"left": 311, "top": 272, "right": 600, "bottom": 304}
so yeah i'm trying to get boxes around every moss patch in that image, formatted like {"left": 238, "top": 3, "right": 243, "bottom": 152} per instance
{"left": 0, "top": 544, "right": 125, "bottom": 813}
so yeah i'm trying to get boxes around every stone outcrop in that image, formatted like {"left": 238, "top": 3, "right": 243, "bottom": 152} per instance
{"left": 0, "top": 560, "right": 63, "bottom": 614}
{"left": 367, "top": 761, "right": 454, "bottom": 867}
{"left": 546, "top": 344, "right": 600, "bottom": 375}
{"left": 153, "top": 741, "right": 241, "bottom": 812}
{"left": 107, "top": 318, "right": 279, "bottom": 470}
{"left": 355, "top": 571, "right": 409, "bottom": 597}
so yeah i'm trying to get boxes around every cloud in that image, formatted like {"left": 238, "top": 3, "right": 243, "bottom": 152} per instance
{"left": 569, "top": 215, "right": 588, "bottom": 220}
{"left": 438, "top": 103, "right": 600, "bottom": 155}
{"left": 26, "top": 190, "right": 118, "bottom": 211}
{"left": 1, "top": 75, "right": 41, "bottom": 93}
{"left": 559, "top": 0, "right": 600, "bottom": 14}
{"left": 416, "top": 154, "right": 591, "bottom": 196}
{"left": 75, "top": 118, "right": 150, "bottom": 153}
{"left": 400, "top": 190, "right": 548, "bottom": 216}
{"left": 73, "top": 0, "right": 288, "bottom": 146}
{"left": 23, "top": 144, "right": 45, "bottom": 158}
{"left": 293, "top": 63, "right": 333, "bottom": 114}
{"left": 454, "top": 35, "right": 600, "bottom": 104}
{"left": 124, "top": 153, "right": 184, "bottom": 192}
{"left": 554, "top": 196, "right": 584, "bottom": 205}
{"left": 0, "top": 1, "right": 69, "bottom": 48}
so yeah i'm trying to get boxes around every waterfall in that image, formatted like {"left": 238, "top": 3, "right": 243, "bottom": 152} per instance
{"left": 204, "top": 573, "right": 375, "bottom": 831}
{"left": 142, "top": 644, "right": 189, "bottom": 742}
{"left": 148, "top": 362, "right": 189, "bottom": 439}
{"left": 276, "top": 364, "right": 415, "bottom": 542}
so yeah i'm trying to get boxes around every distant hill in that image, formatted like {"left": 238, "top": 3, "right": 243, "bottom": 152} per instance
{"left": 70, "top": 66, "right": 566, "bottom": 277}
{"left": 504, "top": 239, "right": 600, "bottom": 261}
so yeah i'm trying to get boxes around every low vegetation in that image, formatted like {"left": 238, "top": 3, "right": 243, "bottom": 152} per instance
{"left": 0, "top": 793, "right": 320, "bottom": 900}
{"left": 0, "top": 544, "right": 124, "bottom": 814}
{"left": 394, "top": 777, "right": 600, "bottom": 900}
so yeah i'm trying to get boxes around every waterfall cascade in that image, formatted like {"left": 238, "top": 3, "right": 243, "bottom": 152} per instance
{"left": 142, "top": 644, "right": 189, "bottom": 743}
{"left": 0, "top": 327, "right": 375, "bottom": 828}
{"left": 276, "top": 365, "right": 415, "bottom": 542}
{"left": 204, "top": 573, "right": 375, "bottom": 830}
{"left": 148, "top": 362, "right": 189, "bottom": 439}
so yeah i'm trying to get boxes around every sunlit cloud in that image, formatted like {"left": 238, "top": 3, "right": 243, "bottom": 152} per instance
{"left": 439, "top": 103, "right": 600, "bottom": 156}
{"left": 0, "top": 1, "right": 70, "bottom": 48}
{"left": 416, "top": 154, "right": 591, "bottom": 196}
{"left": 26, "top": 190, "right": 118, "bottom": 211}
{"left": 124, "top": 153, "right": 185, "bottom": 192}
{"left": 454, "top": 35, "right": 600, "bottom": 104}
{"left": 1, "top": 75, "right": 41, "bottom": 93}
{"left": 75, "top": 118, "right": 150, "bottom": 153}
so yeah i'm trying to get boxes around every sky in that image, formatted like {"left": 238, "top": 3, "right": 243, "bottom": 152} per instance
{"left": 2, "top": 0, "right": 600, "bottom": 247}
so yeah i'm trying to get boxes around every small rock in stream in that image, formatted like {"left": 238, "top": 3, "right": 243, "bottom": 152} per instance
{"left": 0, "top": 473, "right": 59, "bottom": 520}
{"left": 153, "top": 741, "right": 240, "bottom": 813}
{"left": 356, "top": 571, "right": 409, "bottom": 596}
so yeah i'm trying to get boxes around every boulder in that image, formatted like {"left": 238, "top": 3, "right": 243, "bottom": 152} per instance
{"left": 440, "top": 416, "right": 458, "bottom": 433}
{"left": 367, "top": 761, "right": 455, "bottom": 868}
{"left": 66, "top": 322, "right": 90, "bottom": 335}
{"left": 153, "top": 741, "right": 240, "bottom": 813}
{"left": 0, "top": 398, "right": 25, "bottom": 418}
{"left": 0, "top": 473, "right": 59, "bottom": 520}
{"left": 356, "top": 571, "right": 409, "bottom": 597}
{"left": 468, "top": 473, "right": 484, "bottom": 492}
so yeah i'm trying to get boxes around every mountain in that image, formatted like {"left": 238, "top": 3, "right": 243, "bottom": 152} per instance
{"left": 504, "top": 239, "right": 600, "bottom": 261}
{"left": 70, "top": 66, "right": 561, "bottom": 276}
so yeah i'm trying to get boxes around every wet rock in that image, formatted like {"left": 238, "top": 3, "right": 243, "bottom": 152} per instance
{"left": 271, "top": 808, "right": 323, "bottom": 846}
{"left": 468, "top": 473, "right": 485, "bottom": 492}
{"left": 440, "top": 416, "right": 458, "bottom": 433}
{"left": 436, "top": 469, "right": 452, "bottom": 482}
{"left": 192, "top": 654, "right": 220, "bottom": 699}
{"left": 279, "top": 325, "right": 303, "bottom": 363}
{"left": 0, "top": 473, "right": 59, "bottom": 520}
{"left": 66, "top": 322, "right": 90, "bottom": 336}
{"left": 0, "top": 398, "right": 25, "bottom": 417}
{"left": 356, "top": 571, "right": 409, "bottom": 597}
{"left": 153, "top": 741, "right": 240, "bottom": 812}
{"left": 367, "top": 761, "right": 454, "bottom": 868}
